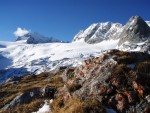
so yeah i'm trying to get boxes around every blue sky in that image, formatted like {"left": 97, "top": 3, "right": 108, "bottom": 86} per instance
{"left": 0, "top": 0, "right": 149, "bottom": 42}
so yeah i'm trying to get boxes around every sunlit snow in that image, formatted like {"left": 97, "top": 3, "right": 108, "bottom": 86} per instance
{"left": 0, "top": 39, "right": 118, "bottom": 82}
{"left": 33, "top": 101, "right": 51, "bottom": 113}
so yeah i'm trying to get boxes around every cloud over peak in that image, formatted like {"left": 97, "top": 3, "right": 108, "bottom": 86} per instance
{"left": 14, "top": 28, "right": 30, "bottom": 37}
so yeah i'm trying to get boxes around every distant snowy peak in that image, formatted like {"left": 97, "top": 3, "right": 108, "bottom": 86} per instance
{"left": 73, "top": 22, "right": 122, "bottom": 43}
{"left": 26, "top": 32, "right": 60, "bottom": 44}
{"left": 16, "top": 31, "right": 60, "bottom": 44}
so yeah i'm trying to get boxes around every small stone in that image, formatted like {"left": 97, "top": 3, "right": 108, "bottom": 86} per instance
{"left": 146, "top": 95, "right": 150, "bottom": 103}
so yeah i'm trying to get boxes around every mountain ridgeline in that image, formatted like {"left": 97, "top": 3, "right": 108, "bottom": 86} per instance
{"left": 16, "top": 16, "right": 150, "bottom": 52}
{"left": 73, "top": 16, "right": 150, "bottom": 52}
{"left": 73, "top": 22, "right": 122, "bottom": 43}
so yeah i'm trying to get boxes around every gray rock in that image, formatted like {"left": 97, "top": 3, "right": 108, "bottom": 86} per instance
{"left": 41, "top": 87, "right": 56, "bottom": 99}
{"left": 2, "top": 88, "right": 40, "bottom": 110}
{"left": 6, "top": 76, "right": 22, "bottom": 83}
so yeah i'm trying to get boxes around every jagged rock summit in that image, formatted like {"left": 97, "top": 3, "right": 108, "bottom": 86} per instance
{"left": 118, "top": 16, "right": 150, "bottom": 46}
{"left": 72, "top": 22, "right": 122, "bottom": 43}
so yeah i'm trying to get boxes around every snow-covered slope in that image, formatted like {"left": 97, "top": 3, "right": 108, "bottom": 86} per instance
{"left": 0, "top": 39, "right": 119, "bottom": 82}
{"left": 72, "top": 22, "right": 122, "bottom": 43}
{"left": 146, "top": 21, "right": 150, "bottom": 27}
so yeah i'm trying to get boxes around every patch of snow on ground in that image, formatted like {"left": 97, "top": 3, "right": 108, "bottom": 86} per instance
{"left": 34, "top": 101, "right": 51, "bottom": 113}
{"left": 118, "top": 41, "right": 148, "bottom": 52}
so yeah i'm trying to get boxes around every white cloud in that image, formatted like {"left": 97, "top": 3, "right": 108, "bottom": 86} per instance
{"left": 14, "top": 28, "right": 29, "bottom": 37}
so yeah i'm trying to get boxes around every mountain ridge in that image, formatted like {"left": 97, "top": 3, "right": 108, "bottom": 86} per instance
{"left": 73, "top": 16, "right": 150, "bottom": 45}
{"left": 72, "top": 22, "right": 122, "bottom": 43}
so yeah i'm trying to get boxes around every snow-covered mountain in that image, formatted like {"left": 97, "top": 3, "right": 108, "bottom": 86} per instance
{"left": 16, "top": 30, "right": 60, "bottom": 44}
{"left": 73, "top": 22, "right": 122, "bottom": 43}
{"left": 73, "top": 16, "right": 150, "bottom": 52}
{"left": 73, "top": 16, "right": 150, "bottom": 44}
{"left": 0, "top": 15, "right": 150, "bottom": 82}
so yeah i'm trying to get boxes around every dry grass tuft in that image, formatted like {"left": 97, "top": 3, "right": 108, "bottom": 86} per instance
{"left": 136, "top": 61, "right": 150, "bottom": 74}
{"left": 50, "top": 97, "right": 64, "bottom": 113}
{"left": 117, "top": 55, "right": 136, "bottom": 64}
{"left": 108, "top": 49, "right": 120, "bottom": 55}
{"left": 51, "top": 97, "right": 105, "bottom": 113}
{"left": 0, "top": 90, "right": 19, "bottom": 108}
{"left": 135, "top": 61, "right": 150, "bottom": 88}
{"left": 67, "top": 83, "right": 82, "bottom": 93}
{"left": 50, "top": 75, "right": 64, "bottom": 88}
{"left": 113, "top": 64, "right": 130, "bottom": 76}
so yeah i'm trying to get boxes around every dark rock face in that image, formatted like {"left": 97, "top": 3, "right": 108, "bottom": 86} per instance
{"left": 41, "top": 86, "right": 56, "bottom": 99}
{"left": 118, "top": 16, "right": 150, "bottom": 46}
{"left": 6, "top": 76, "right": 22, "bottom": 83}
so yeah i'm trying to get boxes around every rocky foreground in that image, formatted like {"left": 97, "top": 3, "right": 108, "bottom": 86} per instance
{"left": 0, "top": 50, "right": 150, "bottom": 113}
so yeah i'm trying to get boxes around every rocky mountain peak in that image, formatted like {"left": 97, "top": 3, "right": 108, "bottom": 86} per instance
{"left": 73, "top": 22, "right": 122, "bottom": 44}
{"left": 118, "top": 16, "right": 150, "bottom": 46}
